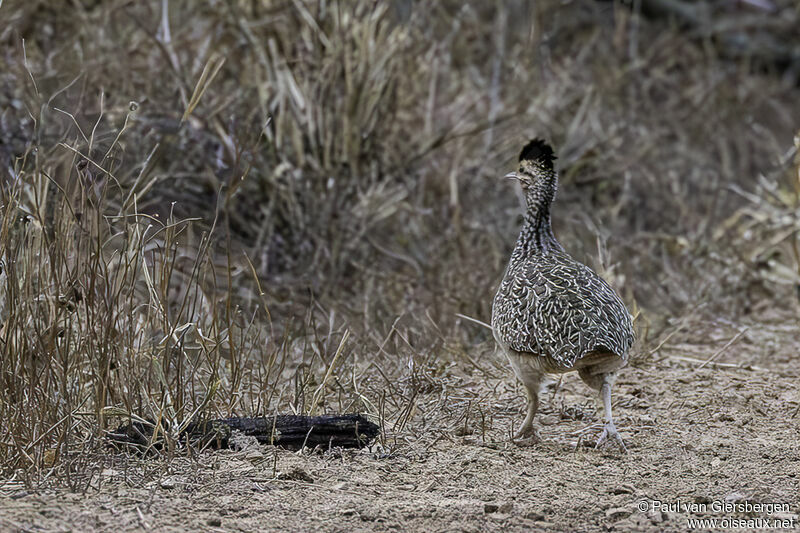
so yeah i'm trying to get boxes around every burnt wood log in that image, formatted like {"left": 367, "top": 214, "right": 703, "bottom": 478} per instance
{"left": 108, "top": 414, "right": 380, "bottom": 451}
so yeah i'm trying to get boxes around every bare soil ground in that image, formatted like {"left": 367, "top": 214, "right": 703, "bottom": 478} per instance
{"left": 1, "top": 312, "right": 798, "bottom": 533}
{"left": 2, "top": 2, "right": 799, "bottom": 531}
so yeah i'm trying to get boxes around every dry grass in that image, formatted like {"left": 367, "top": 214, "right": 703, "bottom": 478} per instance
{"left": 0, "top": 0, "right": 798, "bottom": 486}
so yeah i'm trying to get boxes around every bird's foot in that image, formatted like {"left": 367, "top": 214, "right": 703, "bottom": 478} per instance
{"left": 595, "top": 421, "right": 627, "bottom": 453}
{"left": 512, "top": 425, "right": 540, "bottom": 446}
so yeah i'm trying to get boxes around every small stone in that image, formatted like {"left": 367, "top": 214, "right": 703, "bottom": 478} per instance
{"left": 647, "top": 509, "right": 666, "bottom": 524}
{"left": 524, "top": 511, "right": 545, "bottom": 521}
{"left": 245, "top": 450, "right": 265, "bottom": 462}
{"left": 605, "top": 507, "right": 631, "bottom": 520}
{"left": 207, "top": 517, "right": 222, "bottom": 527}
{"left": 159, "top": 477, "right": 177, "bottom": 489}
{"left": 724, "top": 492, "right": 745, "bottom": 503}
{"left": 609, "top": 484, "right": 635, "bottom": 495}
{"left": 277, "top": 467, "right": 314, "bottom": 483}
{"left": 497, "top": 502, "right": 513, "bottom": 513}
{"left": 484, "top": 503, "right": 499, "bottom": 514}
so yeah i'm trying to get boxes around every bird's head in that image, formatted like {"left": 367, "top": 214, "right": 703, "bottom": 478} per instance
{"left": 506, "top": 139, "right": 558, "bottom": 207}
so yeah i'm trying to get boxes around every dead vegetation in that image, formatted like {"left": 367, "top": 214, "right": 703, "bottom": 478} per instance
{"left": 0, "top": 0, "right": 798, "bottom": 504}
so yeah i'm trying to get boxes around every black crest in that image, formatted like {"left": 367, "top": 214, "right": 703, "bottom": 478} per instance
{"left": 518, "top": 139, "right": 556, "bottom": 168}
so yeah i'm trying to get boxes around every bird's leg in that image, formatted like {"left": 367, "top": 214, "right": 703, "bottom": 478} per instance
{"left": 512, "top": 375, "right": 542, "bottom": 444}
{"left": 595, "top": 378, "right": 627, "bottom": 453}
{"left": 514, "top": 388, "right": 539, "bottom": 440}
{"left": 505, "top": 353, "right": 543, "bottom": 444}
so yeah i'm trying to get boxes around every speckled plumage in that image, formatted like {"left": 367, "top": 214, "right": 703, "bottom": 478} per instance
{"left": 493, "top": 242, "right": 633, "bottom": 368}
{"left": 491, "top": 139, "right": 633, "bottom": 450}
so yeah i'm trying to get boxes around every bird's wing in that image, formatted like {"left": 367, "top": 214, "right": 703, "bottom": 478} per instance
{"left": 494, "top": 253, "right": 633, "bottom": 367}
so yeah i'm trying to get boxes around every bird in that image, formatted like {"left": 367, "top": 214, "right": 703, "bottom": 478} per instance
{"left": 491, "top": 139, "right": 634, "bottom": 451}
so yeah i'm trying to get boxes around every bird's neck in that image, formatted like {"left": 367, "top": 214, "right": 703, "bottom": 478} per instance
{"left": 514, "top": 202, "right": 561, "bottom": 257}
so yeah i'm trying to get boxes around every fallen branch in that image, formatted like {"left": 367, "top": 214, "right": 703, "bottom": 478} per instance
{"left": 669, "top": 354, "right": 766, "bottom": 372}
{"left": 108, "top": 414, "right": 380, "bottom": 451}
{"left": 696, "top": 327, "right": 749, "bottom": 370}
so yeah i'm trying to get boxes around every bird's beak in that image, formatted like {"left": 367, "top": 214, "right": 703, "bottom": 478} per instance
{"left": 505, "top": 172, "right": 518, "bottom": 180}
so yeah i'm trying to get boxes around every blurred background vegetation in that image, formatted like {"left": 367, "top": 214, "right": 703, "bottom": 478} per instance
{"left": 0, "top": 0, "right": 798, "bottom": 480}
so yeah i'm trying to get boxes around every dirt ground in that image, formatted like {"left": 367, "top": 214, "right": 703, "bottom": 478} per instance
{"left": 1, "top": 312, "right": 798, "bottom": 533}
